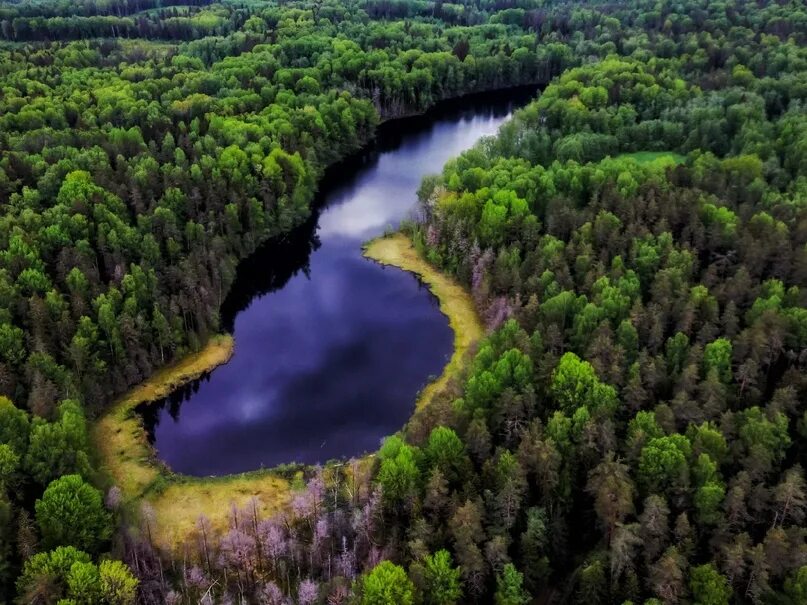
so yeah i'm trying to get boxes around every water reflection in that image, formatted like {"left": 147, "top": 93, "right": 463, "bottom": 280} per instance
{"left": 139, "top": 86, "right": 538, "bottom": 476}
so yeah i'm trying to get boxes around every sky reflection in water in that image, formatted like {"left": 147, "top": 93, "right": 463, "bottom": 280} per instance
{"left": 140, "top": 90, "right": 534, "bottom": 476}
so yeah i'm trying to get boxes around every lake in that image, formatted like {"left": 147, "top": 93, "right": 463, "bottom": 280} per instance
{"left": 139, "top": 87, "right": 537, "bottom": 476}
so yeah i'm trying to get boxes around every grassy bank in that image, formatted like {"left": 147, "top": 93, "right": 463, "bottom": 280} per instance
{"left": 92, "top": 335, "right": 294, "bottom": 547}
{"left": 93, "top": 335, "right": 235, "bottom": 499}
{"left": 363, "top": 233, "right": 484, "bottom": 412}
{"left": 94, "top": 233, "right": 484, "bottom": 548}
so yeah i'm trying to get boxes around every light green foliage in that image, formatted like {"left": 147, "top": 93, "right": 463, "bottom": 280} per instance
{"left": 703, "top": 338, "right": 733, "bottom": 382}
{"left": 617, "top": 319, "right": 639, "bottom": 363}
{"left": 15, "top": 545, "right": 136, "bottom": 605}
{"left": 25, "top": 401, "right": 92, "bottom": 486}
{"left": 665, "top": 333, "right": 690, "bottom": 376}
{"left": 35, "top": 474, "right": 112, "bottom": 554}
{"left": 465, "top": 347, "right": 532, "bottom": 413}
{"left": 0, "top": 444, "right": 19, "bottom": 488}
{"left": 738, "top": 407, "right": 791, "bottom": 471}
{"left": 0, "top": 397, "right": 29, "bottom": 458}
{"left": 66, "top": 560, "right": 102, "bottom": 603}
{"left": 540, "top": 290, "right": 585, "bottom": 329}
{"left": 362, "top": 561, "right": 414, "bottom": 605}
{"left": 478, "top": 189, "right": 529, "bottom": 246}
{"left": 422, "top": 550, "right": 462, "bottom": 605}
{"left": 638, "top": 435, "right": 691, "bottom": 494}
{"left": 98, "top": 560, "right": 139, "bottom": 605}
{"left": 487, "top": 450, "right": 527, "bottom": 530}
{"left": 692, "top": 453, "right": 719, "bottom": 486}
{"left": 689, "top": 563, "right": 731, "bottom": 605}
{"left": 701, "top": 203, "right": 738, "bottom": 238}
{"left": 627, "top": 411, "right": 664, "bottom": 453}
{"left": 691, "top": 451, "right": 726, "bottom": 526}
{"left": 0, "top": 322, "right": 26, "bottom": 366}
{"left": 377, "top": 437, "right": 421, "bottom": 510}
{"left": 494, "top": 563, "right": 530, "bottom": 605}
{"left": 694, "top": 481, "right": 726, "bottom": 526}
{"left": 688, "top": 423, "right": 729, "bottom": 465}
{"left": 550, "top": 352, "right": 618, "bottom": 416}
{"left": 615, "top": 151, "right": 685, "bottom": 165}
{"left": 784, "top": 566, "right": 807, "bottom": 604}
{"left": 17, "top": 546, "right": 91, "bottom": 602}
{"left": 425, "top": 427, "right": 470, "bottom": 486}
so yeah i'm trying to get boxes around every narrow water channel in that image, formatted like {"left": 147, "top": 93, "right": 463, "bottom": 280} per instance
{"left": 139, "top": 87, "right": 537, "bottom": 476}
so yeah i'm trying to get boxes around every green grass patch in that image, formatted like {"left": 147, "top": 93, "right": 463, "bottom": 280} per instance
{"left": 616, "top": 150, "right": 686, "bottom": 165}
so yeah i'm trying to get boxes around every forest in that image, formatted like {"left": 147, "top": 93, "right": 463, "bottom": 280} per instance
{"left": 0, "top": 0, "right": 806, "bottom": 603}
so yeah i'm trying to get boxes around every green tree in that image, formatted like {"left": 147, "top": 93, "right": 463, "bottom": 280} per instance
{"left": 689, "top": 563, "right": 731, "bottom": 605}
{"left": 576, "top": 553, "right": 608, "bottom": 605}
{"left": 0, "top": 444, "right": 19, "bottom": 489}
{"left": 494, "top": 563, "right": 530, "bottom": 605}
{"left": 0, "top": 322, "right": 26, "bottom": 367}
{"left": 99, "top": 559, "right": 139, "bottom": 605}
{"left": 638, "top": 435, "right": 691, "bottom": 494}
{"left": 488, "top": 450, "right": 527, "bottom": 531}
{"left": 519, "top": 507, "right": 550, "bottom": 592}
{"left": 362, "top": 561, "right": 414, "bottom": 605}
{"left": 784, "top": 566, "right": 807, "bottom": 604}
{"left": 0, "top": 396, "right": 29, "bottom": 457}
{"left": 738, "top": 407, "right": 790, "bottom": 476}
{"left": 422, "top": 549, "right": 462, "bottom": 605}
{"left": 550, "top": 352, "right": 617, "bottom": 416}
{"left": 377, "top": 437, "right": 421, "bottom": 512}
{"left": 35, "top": 474, "right": 112, "bottom": 554}
{"left": 66, "top": 560, "right": 102, "bottom": 602}
{"left": 703, "top": 338, "right": 733, "bottom": 382}
{"left": 16, "top": 546, "right": 91, "bottom": 603}
{"left": 25, "top": 400, "right": 91, "bottom": 486}
{"left": 425, "top": 427, "right": 470, "bottom": 486}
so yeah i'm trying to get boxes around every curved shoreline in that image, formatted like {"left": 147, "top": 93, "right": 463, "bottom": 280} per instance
{"left": 363, "top": 234, "right": 484, "bottom": 413}
{"left": 92, "top": 334, "right": 297, "bottom": 547}
{"left": 92, "top": 234, "right": 483, "bottom": 547}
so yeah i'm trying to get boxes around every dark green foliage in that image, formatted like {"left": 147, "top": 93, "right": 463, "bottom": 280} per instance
{"left": 401, "top": 7, "right": 807, "bottom": 602}
{"left": 1, "top": 0, "right": 807, "bottom": 602}
{"left": 0, "top": 0, "right": 580, "bottom": 596}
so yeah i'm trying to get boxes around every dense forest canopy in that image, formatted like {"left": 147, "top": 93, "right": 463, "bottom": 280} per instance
{"left": 0, "top": 0, "right": 805, "bottom": 603}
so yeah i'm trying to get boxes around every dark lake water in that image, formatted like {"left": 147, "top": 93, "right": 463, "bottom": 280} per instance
{"left": 139, "top": 87, "right": 537, "bottom": 476}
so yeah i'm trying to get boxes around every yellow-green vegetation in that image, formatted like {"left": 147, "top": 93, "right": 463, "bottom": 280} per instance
{"left": 93, "top": 335, "right": 293, "bottom": 547}
{"left": 93, "top": 335, "right": 235, "bottom": 499}
{"left": 616, "top": 150, "right": 686, "bottom": 165}
{"left": 95, "top": 234, "right": 482, "bottom": 548}
{"left": 364, "top": 233, "right": 484, "bottom": 411}
{"left": 144, "top": 473, "right": 292, "bottom": 548}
